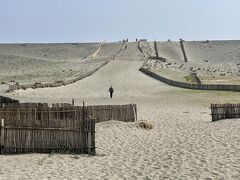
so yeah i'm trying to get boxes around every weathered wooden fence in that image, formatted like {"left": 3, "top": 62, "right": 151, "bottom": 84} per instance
{"left": 140, "top": 68, "right": 240, "bottom": 91}
{"left": 0, "top": 105, "right": 95, "bottom": 154}
{"left": 0, "top": 103, "right": 137, "bottom": 123}
{"left": 85, "top": 104, "right": 137, "bottom": 123}
{"left": 8, "top": 60, "right": 109, "bottom": 92}
{"left": 0, "top": 103, "right": 137, "bottom": 154}
{"left": 211, "top": 103, "right": 240, "bottom": 121}
{"left": 1, "top": 102, "right": 72, "bottom": 108}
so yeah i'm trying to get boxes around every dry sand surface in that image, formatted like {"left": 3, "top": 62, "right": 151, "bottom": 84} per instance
{"left": 0, "top": 43, "right": 99, "bottom": 61}
{"left": 0, "top": 84, "right": 8, "bottom": 94}
{"left": 115, "top": 42, "right": 146, "bottom": 61}
{"left": 1, "top": 43, "right": 240, "bottom": 179}
{"left": 0, "top": 43, "right": 107, "bottom": 85}
{"left": 145, "top": 40, "right": 240, "bottom": 84}
{"left": 95, "top": 42, "right": 123, "bottom": 60}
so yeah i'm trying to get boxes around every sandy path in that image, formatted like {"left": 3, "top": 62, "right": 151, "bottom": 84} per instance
{"left": 9, "top": 60, "right": 173, "bottom": 104}
{"left": 2, "top": 57, "right": 240, "bottom": 179}
{"left": 115, "top": 42, "right": 145, "bottom": 61}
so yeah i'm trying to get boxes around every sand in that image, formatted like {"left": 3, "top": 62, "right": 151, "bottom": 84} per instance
{"left": 0, "top": 43, "right": 108, "bottom": 85}
{"left": 0, "top": 84, "right": 8, "bottom": 94}
{"left": 115, "top": 42, "right": 146, "bottom": 61}
{"left": 145, "top": 40, "right": 240, "bottom": 84}
{"left": 0, "top": 43, "right": 100, "bottom": 61}
{"left": 95, "top": 42, "right": 123, "bottom": 59}
{"left": 1, "top": 41, "right": 240, "bottom": 179}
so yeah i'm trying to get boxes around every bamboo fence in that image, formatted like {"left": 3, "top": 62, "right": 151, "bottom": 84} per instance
{"left": 0, "top": 105, "right": 95, "bottom": 154}
{"left": 211, "top": 103, "right": 240, "bottom": 121}
{"left": 140, "top": 68, "right": 240, "bottom": 91}
{"left": 0, "top": 103, "right": 137, "bottom": 154}
{"left": 8, "top": 60, "right": 109, "bottom": 92}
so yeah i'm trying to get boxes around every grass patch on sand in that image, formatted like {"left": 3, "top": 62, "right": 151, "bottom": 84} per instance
{"left": 138, "top": 121, "right": 154, "bottom": 130}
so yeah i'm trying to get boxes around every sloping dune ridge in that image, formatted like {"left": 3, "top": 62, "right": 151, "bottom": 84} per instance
{"left": 1, "top": 41, "right": 240, "bottom": 179}
{"left": 0, "top": 43, "right": 99, "bottom": 61}
{"left": 0, "top": 43, "right": 111, "bottom": 85}
{"left": 145, "top": 40, "right": 240, "bottom": 84}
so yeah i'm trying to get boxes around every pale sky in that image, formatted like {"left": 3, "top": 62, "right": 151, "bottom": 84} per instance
{"left": 0, "top": 0, "right": 240, "bottom": 43}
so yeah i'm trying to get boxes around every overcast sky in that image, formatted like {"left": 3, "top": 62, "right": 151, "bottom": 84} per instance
{"left": 0, "top": 0, "right": 240, "bottom": 43}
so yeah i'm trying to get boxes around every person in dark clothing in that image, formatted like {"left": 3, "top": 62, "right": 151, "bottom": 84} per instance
{"left": 109, "top": 86, "right": 114, "bottom": 98}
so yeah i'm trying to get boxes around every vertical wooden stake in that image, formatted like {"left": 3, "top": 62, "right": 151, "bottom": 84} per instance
{"left": 1, "top": 119, "right": 5, "bottom": 154}
{"left": 179, "top": 38, "right": 188, "bottom": 62}
{"left": 82, "top": 101, "right": 85, "bottom": 120}
{"left": 92, "top": 118, "right": 96, "bottom": 155}
{"left": 72, "top": 99, "right": 74, "bottom": 107}
{"left": 82, "top": 101, "right": 86, "bottom": 152}
{"left": 154, "top": 41, "right": 159, "bottom": 58}
{"left": 132, "top": 104, "right": 137, "bottom": 121}
{"left": 35, "top": 108, "right": 37, "bottom": 121}
{"left": 87, "top": 118, "right": 91, "bottom": 154}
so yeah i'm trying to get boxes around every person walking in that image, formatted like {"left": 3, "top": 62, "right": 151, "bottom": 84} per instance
{"left": 109, "top": 86, "right": 114, "bottom": 98}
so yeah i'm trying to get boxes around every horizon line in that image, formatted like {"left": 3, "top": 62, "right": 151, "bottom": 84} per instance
{"left": 1, "top": 38, "right": 240, "bottom": 44}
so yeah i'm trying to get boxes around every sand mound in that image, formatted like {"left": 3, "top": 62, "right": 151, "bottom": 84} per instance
{"left": 0, "top": 43, "right": 99, "bottom": 62}
{"left": 138, "top": 120, "right": 154, "bottom": 129}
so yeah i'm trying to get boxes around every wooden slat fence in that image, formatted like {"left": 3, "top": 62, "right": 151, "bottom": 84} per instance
{"left": 0, "top": 103, "right": 137, "bottom": 123}
{"left": 8, "top": 60, "right": 109, "bottom": 92}
{"left": 86, "top": 104, "right": 137, "bottom": 122}
{"left": 0, "top": 103, "right": 137, "bottom": 154}
{"left": 0, "top": 106, "right": 95, "bottom": 154}
{"left": 1, "top": 102, "right": 72, "bottom": 108}
{"left": 140, "top": 67, "right": 240, "bottom": 91}
{"left": 211, "top": 103, "right": 240, "bottom": 121}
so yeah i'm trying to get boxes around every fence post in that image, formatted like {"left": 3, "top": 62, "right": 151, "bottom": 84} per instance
{"left": 154, "top": 41, "right": 159, "bottom": 58}
{"left": 87, "top": 118, "right": 91, "bottom": 154}
{"left": 34, "top": 108, "right": 37, "bottom": 121}
{"left": 179, "top": 38, "right": 188, "bottom": 62}
{"left": 132, "top": 104, "right": 137, "bottom": 121}
{"left": 91, "top": 118, "right": 96, "bottom": 155}
{"left": 72, "top": 99, "right": 74, "bottom": 107}
{"left": 0, "top": 119, "right": 5, "bottom": 154}
{"left": 82, "top": 101, "right": 85, "bottom": 120}
{"left": 84, "top": 117, "right": 95, "bottom": 155}
{"left": 86, "top": 117, "right": 95, "bottom": 155}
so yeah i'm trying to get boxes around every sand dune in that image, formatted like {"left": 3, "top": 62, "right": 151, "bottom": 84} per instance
{"left": 0, "top": 53, "right": 106, "bottom": 84}
{"left": 115, "top": 42, "right": 146, "bottom": 61}
{"left": 184, "top": 40, "right": 240, "bottom": 64}
{"left": 145, "top": 40, "right": 240, "bottom": 84}
{"left": 0, "top": 43, "right": 108, "bottom": 85}
{"left": 0, "top": 43, "right": 99, "bottom": 62}
{"left": 2, "top": 45, "right": 240, "bottom": 179}
{"left": 1, "top": 40, "right": 240, "bottom": 86}
{"left": 95, "top": 42, "right": 123, "bottom": 59}
{"left": 155, "top": 41, "right": 184, "bottom": 62}
{"left": 1, "top": 41, "right": 240, "bottom": 179}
